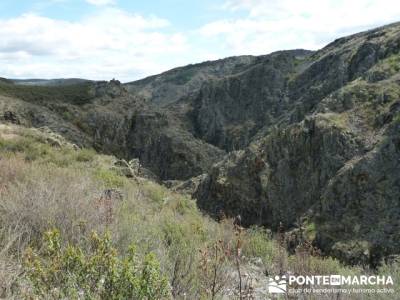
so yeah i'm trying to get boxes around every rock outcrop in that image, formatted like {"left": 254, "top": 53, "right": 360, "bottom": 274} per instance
{"left": 1, "top": 22, "right": 400, "bottom": 265}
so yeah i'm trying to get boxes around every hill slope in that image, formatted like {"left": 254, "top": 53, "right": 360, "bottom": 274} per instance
{"left": 1, "top": 22, "right": 400, "bottom": 267}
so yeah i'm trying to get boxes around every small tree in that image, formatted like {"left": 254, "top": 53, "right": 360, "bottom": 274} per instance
{"left": 198, "top": 239, "right": 230, "bottom": 300}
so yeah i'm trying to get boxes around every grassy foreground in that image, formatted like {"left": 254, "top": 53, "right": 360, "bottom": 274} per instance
{"left": 0, "top": 124, "right": 398, "bottom": 299}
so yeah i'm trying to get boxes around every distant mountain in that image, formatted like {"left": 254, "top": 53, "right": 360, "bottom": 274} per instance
{"left": 1, "top": 22, "right": 400, "bottom": 266}
{"left": 12, "top": 78, "right": 93, "bottom": 86}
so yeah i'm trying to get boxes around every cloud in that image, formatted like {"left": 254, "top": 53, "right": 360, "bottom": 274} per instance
{"left": 0, "top": 9, "right": 189, "bottom": 81}
{"left": 85, "top": 0, "right": 115, "bottom": 6}
{"left": 199, "top": 0, "right": 400, "bottom": 55}
{"left": 1, "top": 1, "right": 398, "bottom": 81}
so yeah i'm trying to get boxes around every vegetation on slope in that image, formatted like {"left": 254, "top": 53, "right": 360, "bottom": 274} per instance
{"left": 0, "top": 123, "right": 398, "bottom": 299}
{"left": 0, "top": 80, "right": 94, "bottom": 105}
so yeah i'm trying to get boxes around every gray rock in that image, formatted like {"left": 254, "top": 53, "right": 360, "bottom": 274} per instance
{"left": 112, "top": 159, "right": 135, "bottom": 178}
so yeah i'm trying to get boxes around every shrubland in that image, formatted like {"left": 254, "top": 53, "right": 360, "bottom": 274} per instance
{"left": 0, "top": 124, "right": 398, "bottom": 299}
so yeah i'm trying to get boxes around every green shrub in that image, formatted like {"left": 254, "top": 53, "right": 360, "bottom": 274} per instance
{"left": 0, "top": 136, "right": 60, "bottom": 164}
{"left": 142, "top": 182, "right": 168, "bottom": 205}
{"left": 61, "top": 111, "right": 73, "bottom": 121}
{"left": 286, "top": 240, "right": 362, "bottom": 279}
{"left": 94, "top": 168, "right": 126, "bottom": 188}
{"left": 24, "top": 229, "right": 171, "bottom": 299}
{"left": 24, "top": 144, "right": 52, "bottom": 162}
{"left": 173, "top": 196, "right": 198, "bottom": 216}
{"left": 0, "top": 136, "right": 35, "bottom": 154}
{"left": 243, "top": 226, "right": 277, "bottom": 265}
{"left": 74, "top": 148, "right": 96, "bottom": 162}
{"left": 151, "top": 230, "right": 201, "bottom": 298}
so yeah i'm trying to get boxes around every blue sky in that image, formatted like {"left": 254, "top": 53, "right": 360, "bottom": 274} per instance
{"left": 0, "top": 0, "right": 228, "bottom": 28}
{"left": 0, "top": 0, "right": 399, "bottom": 82}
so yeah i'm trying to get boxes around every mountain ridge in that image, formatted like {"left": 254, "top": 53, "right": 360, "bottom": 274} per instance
{"left": 1, "top": 21, "right": 400, "bottom": 266}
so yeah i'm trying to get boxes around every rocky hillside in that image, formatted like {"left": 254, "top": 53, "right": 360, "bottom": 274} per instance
{"left": 1, "top": 22, "right": 400, "bottom": 266}
{"left": 194, "top": 22, "right": 400, "bottom": 266}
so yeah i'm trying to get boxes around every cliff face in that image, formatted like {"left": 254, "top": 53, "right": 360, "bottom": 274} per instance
{"left": 194, "top": 23, "right": 400, "bottom": 265}
{"left": 1, "top": 22, "right": 400, "bottom": 265}
{"left": 186, "top": 50, "right": 312, "bottom": 151}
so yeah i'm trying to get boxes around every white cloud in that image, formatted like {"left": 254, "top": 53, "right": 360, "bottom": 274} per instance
{"left": 200, "top": 0, "right": 400, "bottom": 55}
{"left": 1, "top": 1, "right": 398, "bottom": 81}
{"left": 85, "top": 0, "right": 115, "bottom": 6}
{"left": 0, "top": 9, "right": 189, "bottom": 81}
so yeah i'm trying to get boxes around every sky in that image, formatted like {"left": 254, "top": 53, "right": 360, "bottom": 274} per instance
{"left": 0, "top": 0, "right": 399, "bottom": 82}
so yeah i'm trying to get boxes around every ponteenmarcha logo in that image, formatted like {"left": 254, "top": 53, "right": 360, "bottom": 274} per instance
{"left": 267, "top": 274, "right": 394, "bottom": 295}
{"left": 267, "top": 275, "right": 287, "bottom": 294}
{"left": 287, "top": 275, "right": 393, "bottom": 286}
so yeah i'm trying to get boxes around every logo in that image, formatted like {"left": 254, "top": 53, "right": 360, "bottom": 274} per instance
{"left": 287, "top": 275, "right": 394, "bottom": 286}
{"left": 330, "top": 275, "right": 341, "bottom": 285}
{"left": 267, "top": 274, "right": 394, "bottom": 295}
{"left": 268, "top": 275, "right": 287, "bottom": 294}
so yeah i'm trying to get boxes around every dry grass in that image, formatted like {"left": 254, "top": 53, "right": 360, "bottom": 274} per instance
{"left": 0, "top": 157, "right": 106, "bottom": 256}
{"left": 0, "top": 156, "right": 26, "bottom": 189}
{"left": 0, "top": 238, "right": 23, "bottom": 297}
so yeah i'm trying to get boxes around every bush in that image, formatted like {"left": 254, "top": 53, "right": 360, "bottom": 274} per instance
{"left": 24, "top": 229, "right": 171, "bottom": 299}
{"left": 112, "top": 182, "right": 218, "bottom": 299}
{"left": 94, "top": 168, "right": 126, "bottom": 188}
{"left": 74, "top": 148, "right": 96, "bottom": 162}
{"left": 143, "top": 181, "right": 168, "bottom": 205}
{"left": 288, "top": 251, "right": 361, "bottom": 277}
{"left": 0, "top": 132, "right": 95, "bottom": 167}
{"left": 198, "top": 239, "right": 231, "bottom": 300}
{"left": 161, "top": 220, "right": 201, "bottom": 298}
{"left": 1, "top": 136, "right": 30, "bottom": 158}
{"left": 242, "top": 226, "right": 277, "bottom": 265}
